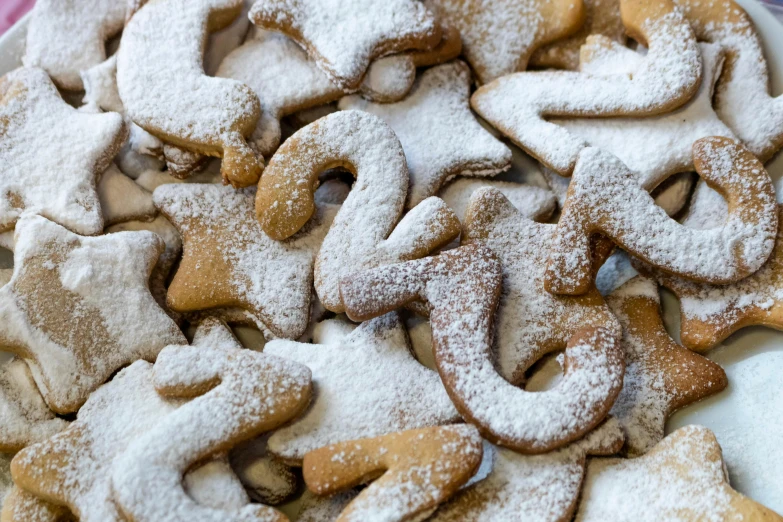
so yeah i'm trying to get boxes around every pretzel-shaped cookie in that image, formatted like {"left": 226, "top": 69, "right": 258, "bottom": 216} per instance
{"left": 256, "top": 110, "right": 461, "bottom": 312}
{"left": 117, "top": 0, "right": 263, "bottom": 188}
{"left": 546, "top": 137, "right": 778, "bottom": 295}
{"left": 303, "top": 425, "right": 483, "bottom": 522}
{"left": 341, "top": 245, "right": 625, "bottom": 453}
{"left": 111, "top": 343, "right": 311, "bottom": 521}
{"left": 470, "top": 0, "right": 701, "bottom": 175}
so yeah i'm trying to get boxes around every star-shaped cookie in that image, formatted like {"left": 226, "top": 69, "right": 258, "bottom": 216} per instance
{"left": 430, "top": 418, "right": 624, "bottom": 521}
{"left": 339, "top": 61, "right": 512, "bottom": 209}
{"left": 462, "top": 186, "right": 619, "bottom": 384}
{"left": 605, "top": 276, "right": 728, "bottom": 456}
{"left": 430, "top": 0, "right": 585, "bottom": 83}
{"left": 249, "top": 0, "right": 441, "bottom": 90}
{"left": 0, "top": 67, "right": 125, "bottom": 235}
{"left": 575, "top": 425, "right": 783, "bottom": 521}
{"left": 0, "top": 214, "right": 186, "bottom": 414}
{"left": 264, "top": 313, "right": 461, "bottom": 463}
{"left": 154, "top": 183, "right": 337, "bottom": 339}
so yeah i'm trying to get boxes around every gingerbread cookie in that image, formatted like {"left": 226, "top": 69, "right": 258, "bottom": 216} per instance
{"left": 430, "top": 418, "right": 624, "bottom": 521}
{"left": 0, "top": 358, "right": 68, "bottom": 453}
{"left": 97, "top": 164, "right": 156, "bottom": 227}
{"left": 470, "top": 0, "right": 701, "bottom": 175}
{"left": 256, "top": 111, "right": 461, "bottom": 313}
{"left": 606, "top": 276, "right": 727, "bottom": 455}
{"left": 575, "top": 425, "right": 783, "bottom": 521}
{"left": 545, "top": 138, "right": 777, "bottom": 295}
{"left": 249, "top": 0, "right": 441, "bottom": 90}
{"left": 430, "top": 0, "right": 585, "bottom": 84}
{"left": 530, "top": 0, "right": 624, "bottom": 70}
{"left": 0, "top": 214, "right": 185, "bottom": 413}
{"left": 23, "top": 0, "right": 138, "bottom": 90}
{"left": 462, "top": 187, "right": 621, "bottom": 385}
{"left": 111, "top": 325, "right": 311, "bottom": 521}
{"left": 304, "top": 425, "right": 483, "bottom": 522}
{"left": 673, "top": 0, "right": 783, "bottom": 161}
{"left": 339, "top": 61, "right": 512, "bottom": 209}
{"left": 265, "top": 313, "right": 460, "bottom": 463}
{"left": 155, "top": 183, "right": 337, "bottom": 338}
{"left": 117, "top": 0, "right": 263, "bottom": 188}
{"left": 0, "top": 67, "right": 125, "bottom": 235}
{"left": 342, "top": 245, "right": 624, "bottom": 453}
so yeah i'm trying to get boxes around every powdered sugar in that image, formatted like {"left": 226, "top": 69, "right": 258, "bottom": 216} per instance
{"left": 230, "top": 435, "right": 298, "bottom": 505}
{"left": 439, "top": 177, "right": 556, "bottom": 222}
{"left": 97, "top": 163, "right": 156, "bottom": 226}
{"left": 265, "top": 313, "right": 460, "bottom": 462}
{"left": 339, "top": 61, "right": 512, "bottom": 209}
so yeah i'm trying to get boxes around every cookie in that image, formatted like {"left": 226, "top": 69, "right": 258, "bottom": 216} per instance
{"left": 117, "top": 0, "right": 264, "bottom": 188}
{"left": 111, "top": 323, "right": 311, "bottom": 521}
{"left": 256, "top": 111, "right": 461, "bottom": 313}
{"left": 339, "top": 61, "right": 512, "bottom": 209}
{"left": 23, "top": 0, "right": 138, "bottom": 90}
{"left": 1, "top": 487, "right": 71, "bottom": 522}
{"left": 155, "top": 183, "right": 337, "bottom": 339}
{"left": 264, "top": 313, "right": 460, "bottom": 463}
{"left": 430, "top": 418, "right": 624, "bottom": 522}
{"left": 304, "top": 425, "right": 483, "bottom": 522}
{"left": 97, "top": 164, "right": 156, "bottom": 227}
{"left": 248, "top": 0, "right": 441, "bottom": 90}
{"left": 182, "top": 457, "right": 250, "bottom": 511}
{"left": 0, "top": 67, "right": 125, "bottom": 235}
{"left": 230, "top": 436, "right": 298, "bottom": 505}
{"left": 470, "top": 0, "right": 701, "bottom": 175}
{"left": 342, "top": 245, "right": 624, "bottom": 453}
{"left": 0, "top": 214, "right": 186, "bottom": 413}
{"left": 462, "top": 187, "right": 621, "bottom": 386}
{"left": 605, "top": 276, "right": 727, "bottom": 456}
{"left": 0, "top": 358, "right": 68, "bottom": 453}
{"left": 203, "top": 0, "right": 252, "bottom": 76}
{"left": 439, "top": 177, "right": 556, "bottom": 224}
{"left": 575, "top": 425, "right": 783, "bottom": 521}
{"left": 530, "top": 0, "right": 624, "bottom": 70}
{"left": 674, "top": 0, "right": 783, "bottom": 161}
{"left": 545, "top": 138, "right": 777, "bottom": 295}
{"left": 430, "top": 0, "right": 585, "bottom": 84}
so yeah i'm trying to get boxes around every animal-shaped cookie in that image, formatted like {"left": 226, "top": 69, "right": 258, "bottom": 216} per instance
{"left": 545, "top": 138, "right": 778, "bottom": 295}
{"left": 471, "top": 0, "right": 701, "bottom": 175}
{"left": 23, "top": 0, "right": 139, "bottom": 90}
{"left": 0, "top": 358, "right": 68, "bottom": 453}
{"left": 462, "top": 186, "right": 620, "bottom": 385}
{"left": 575, "top": 425, "right": 783, "bottom": 521}
{"left": 339, "top": 61, "right": 512, "bottom": 209}
{"left": 264, "top": 313, "right": 460, "bottom": 462}
{"left": 256, "top": 111, "right": 461, "bottom": 313}
{"left": 606, "top": 277, "right": 727, "bottom": 455}
{"left": 0, "top": 214, "right": 185, "bottom": 413}
{"left": 155, "top": 183, "right": 337, "bottom": 338}
{"left": 341, "top": 245, "right": 625, "bottom": 453}
{"left": 673, "top": 0, "right": 783, "bottom": 161}
{"left": 430, "top": 0, "right": 585, "bottom": 84}
{"left": 0, "top": 67, "right": 125, "bottom": 235}
{"left": 249, "top": 0, "right": 441, "bottom": 90}
{"left": 304, "top": 425, "right": 483, "bottom": 522}
{"left": 430, "top": 418, "right": 624, "bottom": 521}
{"left": 117, "top": 0, "right": 263, "bottom": 188}
{"left": 111, "top": 327, "right": 311, "bottom": 521}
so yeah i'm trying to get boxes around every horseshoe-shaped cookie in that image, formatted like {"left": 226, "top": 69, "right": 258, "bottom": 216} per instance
{"left": 545, "top": 137, "right": 778, "bottom": 295}
{"left": 256, "top": 110, "right": 461, "bottom": 312}
{"left": 117, "top": 0, "right": 263, "bottom": 188}
{"left": 303, "top": 425, "right": 483, "bottom": 522}
{"left": 470, "top": 0, "right": 701, "bottom": 175}
{"left": 341, "top": 245, "right": 625, "bottom": 453}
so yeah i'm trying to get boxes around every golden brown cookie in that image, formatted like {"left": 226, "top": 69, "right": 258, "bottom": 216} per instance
{"left": 545, "top": 138, "right": 777, "bottom": 295}
{"left": 256, "top": 111, "right": 461, "bottom": 313}
{"left": 575, "top": 425, "right": 783, "bottom": 521}
{"left": 342, "top": 245, "right": 624, "bottom": 453}
{"left": 117, "top": 0, "right": 263, "bottom": 188}
{"left": 1, "top": 487, "right": 71, "bottom": 522}
{"left": 303, "top": 425, "right": 483, "bottom": 521}
{"left": 430, "top": 0, "right": 585, "bottom": 83}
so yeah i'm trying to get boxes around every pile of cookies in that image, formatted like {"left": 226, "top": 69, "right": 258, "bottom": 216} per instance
{"left": 0, "top": 0, "right": 782, "bottom": 519}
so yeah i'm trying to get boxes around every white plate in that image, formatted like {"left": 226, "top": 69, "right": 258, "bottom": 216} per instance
{"left": 0, "top": 2, "right": 782, "bottom": 517}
